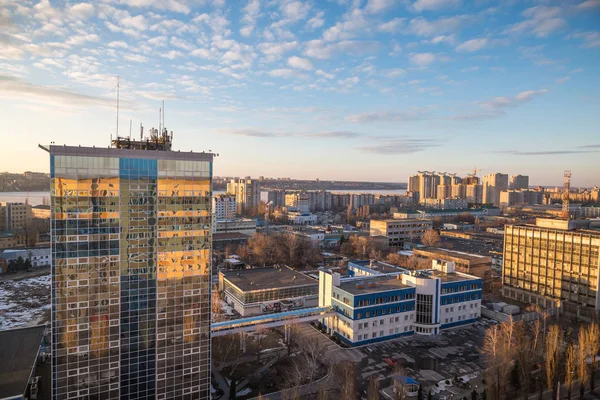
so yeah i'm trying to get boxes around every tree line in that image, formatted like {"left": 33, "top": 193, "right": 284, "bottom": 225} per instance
{"left": 484, "top": 316, "right": 599, "bottom": 400}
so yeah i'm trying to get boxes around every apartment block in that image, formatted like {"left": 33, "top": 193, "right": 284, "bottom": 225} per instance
{"left": 370, "top": 219, "right": 433, "bottom": 247}
{"left": 0, "top": 202, "right": 32, "bottom": 231}
{"left": 502, "top": 218, "right": 600, "bottom": 320}
{"left": 227, "top": 177, "right": 260, "bottom": 215}
{"left": 482, "top": 173, "right": 508, "bottom": 207}
{"left": 509, "top": 175, "right": 529, "bottom": 190}
{"left": 213, "top": 193, "right": 237, "bottom": 219}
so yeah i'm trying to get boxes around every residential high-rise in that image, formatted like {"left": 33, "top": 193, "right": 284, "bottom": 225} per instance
{"left": 417, "top": 171, "right": 440, "bottom": 200}
{"left": 0, "top": 202, "right": 32, "bottom": 231}
{"left": 502, "top": 218, "right": 600, "bottom": 320}
{"left": 213, "top": 193, "right": 237, "bottom": 219}
{"left": 482, "top": 173, "right": 508, "bottom": 206}
{"left": 285, "top": 192, "right": 310, "bottom": 213}
{"left": 267, "top": 189, "right": 286, "bottom": 208}
{"left": 50, "top": 137, "right": 213, "bottom": 399}
{"left": 509, "top": 174, "right": 529, "bottom": 190}
{"left": 227, "top": 177, "right": 260, "bottom": 215}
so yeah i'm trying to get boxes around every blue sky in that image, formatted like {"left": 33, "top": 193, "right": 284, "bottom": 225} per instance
{"left": 0, "top": 0, "right": 599, "bottom": 186}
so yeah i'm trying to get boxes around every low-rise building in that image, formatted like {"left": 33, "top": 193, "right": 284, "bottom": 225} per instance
{"left": 412, "top": 247, "right": 492, "bottom": 282}
{"left": 393, "top": 207, "right": 500, "bottom": 220}
{"left": 421, "top": 198, "right": 468, "bottom": 210}
{"left": 31, "top": 205, "right": 51, "bottom": 219}
{"left": 219, "top": 266, "right": 319, "bottom": 316}
{"left": 213, "top": 218, "right": 257, "bottom": 236}
{"left": 0, "top": 231, "right": 26, "bottom": 250}
{"left": 0, "top": 247, "right": 51, "bottom": 272}
{"left": 370, "top": 219, "right": 433, "bottom": 248}
{"left": 318, "top": 260, "right": 482, "bottom": 346}
{"left": 287, "top": 211, "right": 318, "bottom": 225}
{"left": 348, "top": 260, "right": 405, "bottom": 277}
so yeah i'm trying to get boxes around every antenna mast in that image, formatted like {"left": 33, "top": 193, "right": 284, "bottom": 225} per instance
{"left": 162, "top": 100, "right": 165, "bottom": 131}
{"left": 116, "top": 76, "right": 120, "bottom": 137}
{"left": 562, "top": 170, "right": 571, "bottom": 219}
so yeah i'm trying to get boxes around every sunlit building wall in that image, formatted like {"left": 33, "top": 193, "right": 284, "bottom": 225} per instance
{"left": 50, "top": 146, "right": 213, "bottom": 400}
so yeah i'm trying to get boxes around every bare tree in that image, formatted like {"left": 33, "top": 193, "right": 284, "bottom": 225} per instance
{"left": 304, "top": 336, "right": 324, "bottom": 382}
{"left": 393, "top": 365, "right": 409, "bottom": 400}
{"left": 421, "top": 229, "right": 441, "bottom": 247}
{"left": 565, "top": 343, "right": 576, "bottom": 400}
{"left": 483, "top": 318, "right": 515, "bottom": 400}
{"left": 317, "top": 385, "right": 329, "bottom": 400}
{"left": 254, "top": 325, "right": 268, "bottom": 362}
{"left": 334, "top": 361, "right": 357, "bottom": 400}
{"left": 585, "top": 322, "right": 600, "bottom": 392}
{"left": 367, "top": 374, "right": 380, "bottom": 400}
{"left": 545, "top": 324, "right": 563, "bottom": 400}
{"left": 514, "top": 321, "right": 535, "bottom": 400}
{"left": 577, "top": 328, "right": 590, "bottom": 399}
{"left": 212, "top": 289, "right": 223, "bottom": 322}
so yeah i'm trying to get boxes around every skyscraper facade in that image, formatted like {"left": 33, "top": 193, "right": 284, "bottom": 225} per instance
{"left": 50, "top": 144, "right": 213, "bottom": 400}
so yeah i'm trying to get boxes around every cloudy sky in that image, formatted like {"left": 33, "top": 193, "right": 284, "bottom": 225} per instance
{"left": 1, "top": 0, "right": 599, "bottom": 186}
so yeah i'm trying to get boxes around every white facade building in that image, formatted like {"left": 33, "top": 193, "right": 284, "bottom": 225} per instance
{"left": 213, "top": 194, "right": 237, "bottom": 219}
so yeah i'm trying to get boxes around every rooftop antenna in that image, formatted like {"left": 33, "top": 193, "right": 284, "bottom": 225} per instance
{"left": 159, "top": 105, "right": 162, "bottom": 134}
{"left": 116, "top": 76, "right": 120, "bottom": 138}
{"left": 140, "top": 123, "right": 143, "bottom": 141}
{"left": 162, "top": 100, "right": 165, "bottom": 131}
{"left": 562, "top": 170, "right": 571, "bottom": 219}
{"left": 129, "top": 119, "right": 132, "bottom": 138}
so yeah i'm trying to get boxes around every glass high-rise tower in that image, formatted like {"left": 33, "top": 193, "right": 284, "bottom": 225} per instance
{"left": 50, "top": 135, "right": 213, "bottom": 399}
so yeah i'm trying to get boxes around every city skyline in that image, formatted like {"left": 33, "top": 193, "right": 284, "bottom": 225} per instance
{"left": 1, "top": 0, "right": 600, "bottom": 185}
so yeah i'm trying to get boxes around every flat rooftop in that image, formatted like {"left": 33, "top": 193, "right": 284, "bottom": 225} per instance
{"left": 0, "top": 325, "right": 45, "bottom": 397}
{"left": 350, "top": 260, "right": 406, "bottom": 274}
{"left": 221, "top": 266, "right": 318, "bottom": 292}
{"left": 428, "top": 269, "right": 476, "bottom": 282}
{"left": 414, "top": 247, "right": 491, "bottom": 264}
{"left": 339, "top": 274, "right": 411, "bottom": 295}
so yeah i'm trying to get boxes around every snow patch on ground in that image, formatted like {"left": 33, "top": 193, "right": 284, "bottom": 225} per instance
{"left": 0, "top": 274, "right": 51, "bottom": 330}
{"left": 236, "top": 387, "right": 251, "bottom": 397}
{"left": 220, "top": 300, "right": 235, "bottom": 316}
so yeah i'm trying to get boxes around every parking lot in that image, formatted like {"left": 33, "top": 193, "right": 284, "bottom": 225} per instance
{"left": 355, "top": 322, "right": 489, "bottom": 399}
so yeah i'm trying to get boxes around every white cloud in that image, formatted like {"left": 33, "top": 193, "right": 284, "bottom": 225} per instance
{"left": 121, "top": 14, "right": 148, "bottom": 30}
{"left": 346, "top": 109, "right": 428, "bottom": 123}
{"left": 304, "top": 39, "right": 380, "bottom": 59}
{"left": 407, "top": 15, "right": 470, "bottom": 37}
{"left": 455, "top": 38, "right": 488, "bottom": 52}
{"left": 571, "top": 31, "right": 600, "bottom": 48}
{"left": 68, "top": 3, "right": 95, "bottom": 20}
{"left": 170, "top": 36, "right": 194, "bottom": 51}
{"left": 382, "top": 69, "right": 406, "bottom": 78}
{"left": 378, "top": 18, "right": 404, "bottom": 33}
{"left": 338, "top": 76, "right": 360, "bottom": 87}
{"left": 316, "top": 69, "right": 335, "bottom": 79}
{"left": 410, "top": 52, "right": 436, "bottom": 65}
{"left": 460, "top": 66, "right": 479, "bottom": 72}
{"left": 306, "top": 11, "right": 325, "bottom": 30}
{"left": 124, "top": 53, "right": 148, "bottom": 62}
{"left": 280, "top": 1, "right": 311, "bottom": 22}
{"left": 0, "top": 74, "right": 115, "bottom": 108}
{"left": 160, "top": 50, "right": 184, "bottom": 59}
{"left": 103, "top": 0, "right": 192, "bottom": 14}
{"left": 576, "top": 0, "right": 600, "bottom": 10}
{"left": 555, "top": 76, "right": 570, "bottom": 84}
{"left": 288, "top": 56, "right": 313, "bottom": 70}
{"left": 268, "top": 68, "right": 309, "bottom": 79}
{"left": 258, "top": 41, "right": 297, "bottom": 61}
{"left": 505, "top": 6, "right": 566, "bottom": 38}
{"left": 479, "top": 89, "right": 548, "bottom": 109}
{"left": 240, "top": 0, "right": 260, "bottom": 37}
{"left": 323, "top": 8, "right": 369, "bottom": 41}
{"left": 427, "top": 35, "right": 456, "bottom": 45}
{"left": 190, "top": 48, "right": 212, "bottom": 58}
{"left": 66, "top": 34, "right": 100, "bottom": 46}
{"left": 108, "top": 41, "right": 129, "bottom": 49}
{"left": 148, "top": 36, "right": 168, "bottom": 47}
{"left": 365, "top": 0, "right": 396, "bottom": 14}
{"left": 411, "top": 0, "right": 461, "bottom": 13}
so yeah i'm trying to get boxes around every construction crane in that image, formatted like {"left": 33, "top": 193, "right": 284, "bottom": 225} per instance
{"left": 562, "top": 170, "right": 571, "bottom": 219}
{"left": 468, "top": 167, "right": 482, "bottom": 177}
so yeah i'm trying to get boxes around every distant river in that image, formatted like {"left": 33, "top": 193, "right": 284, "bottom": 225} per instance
{"left": 1, "top": 189, "right": 407, "bottom": 206}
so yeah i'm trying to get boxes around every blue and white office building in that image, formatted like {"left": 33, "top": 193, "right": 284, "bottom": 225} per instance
{"left": 319, "top": 260, "right": 482, "bottom": 346}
